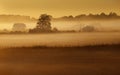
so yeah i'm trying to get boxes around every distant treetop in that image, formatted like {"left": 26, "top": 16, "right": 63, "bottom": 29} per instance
{"left": 54, "top": 12, "right": 120, "bottom": 21}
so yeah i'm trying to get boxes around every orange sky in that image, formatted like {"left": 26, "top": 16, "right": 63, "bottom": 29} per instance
{"left": 0, "top": 0, "right": 120, "bottom": 18}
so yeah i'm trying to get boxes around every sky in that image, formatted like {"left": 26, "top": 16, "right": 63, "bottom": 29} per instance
{"left": 0, "top": 0, "right": 120, "bottom": 18}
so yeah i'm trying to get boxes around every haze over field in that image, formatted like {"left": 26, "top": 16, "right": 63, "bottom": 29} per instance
{"left": 0, "top": 0, "right": 120, "bottom": 75}
{"left": 0, "top": 0, "right": 119, "bottom": 47}
{"left": 0, "top": 33, "right": 120, "bottom": 48}
{"left": 0, "top": 20, "right": 120, "bottom": 32}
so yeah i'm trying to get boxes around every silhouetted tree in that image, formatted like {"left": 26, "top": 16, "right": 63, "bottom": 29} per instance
{"left": 81, "top": 25, "right": 95, "bottom": 32}
{"left": 12, "top": 23, "right": 26, "bottom": 32}
{"left": 29, "top": 14, "right": 52, "bottom": 33}
{"left": 99, "top": 12, "right": 108, "bottom": 19}
{"left": 53, "top": 27, "right": 59, "bottom": 32}
{"left": 68, "top": 15, "right": 74, "bottom": 19}
{"left": 88, "top": 13, "right": 94, "bottom": 17}
{"left": 88, "top": 13, "right": 97, "bottom": 19}
{"left": 109, "top": 12, "right": 117, "bottom": 17}
{"left": 36, "top": 14, "right": 52, "bottom": 32}
{"left": 75, "top": 14, "right": 86, "bottom": 18}
{"left": 100, "top": 12, "right": 106, "bottom": 16}
{"left": 61, "top": 16, "right": 69, "bottom": 20}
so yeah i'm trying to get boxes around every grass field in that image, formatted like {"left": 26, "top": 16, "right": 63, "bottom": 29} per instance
{"left": 0, "top": 44, "right": 120, "bottom": 75}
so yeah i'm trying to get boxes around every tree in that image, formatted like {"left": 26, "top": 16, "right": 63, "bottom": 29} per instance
{"left": 68, "top": 15, "right": 74, "bottom": 19}
{"left": 12, "top": 23, "right": 26, "bottom": 32}
{"left": 53, "top": 27, "right": 59, "bottom": 32}
{"left": 81, "top": 25, "right": 95, "bottom": 32}
{"left": 100, "top": 12, "right": 106, "bottom": 16}
{"left": 29, "top": 14, "right": 52, "bottom": 33}
{"left": 109, "top": 12, "right": 117, "bottom": 17}
{"left": 36, "top": 14, "right": 52, "bottom": 32}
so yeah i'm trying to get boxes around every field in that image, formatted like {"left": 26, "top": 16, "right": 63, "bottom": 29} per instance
{"left": 0, "top": 44, "right": 120, "bottom": 75}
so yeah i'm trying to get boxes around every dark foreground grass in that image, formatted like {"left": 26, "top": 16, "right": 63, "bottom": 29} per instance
{"left": 0, "top": 44, "right": 120, "bottom": 75}
{"left": 7, "top": 43, "right": 120, "bottom": 51}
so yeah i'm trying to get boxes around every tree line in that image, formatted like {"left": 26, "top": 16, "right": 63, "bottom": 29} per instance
{"left": 0, "top": 12, "right": 120, "bottom": 23}
{"left": 55, "top": 12, "right": 120, "bottom": 21}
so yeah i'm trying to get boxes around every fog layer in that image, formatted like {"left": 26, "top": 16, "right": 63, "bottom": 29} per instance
{"left": 0, "top": 32, "right": 120, "bottom": 48}
{"left": 0, "top": 20, "right": 120, "bottom": 32}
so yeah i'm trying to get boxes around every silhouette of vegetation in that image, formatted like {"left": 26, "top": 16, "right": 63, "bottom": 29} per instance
{"left": 12, "top": 23, "right": 27, "bottom": 32}
{"left": 0, "top": 14, "right": 36, "bottom": 23}
{"left": 0, "top": 12, "right": 119, "bottom": 23}
{"left": 80, "top": 25, "right": 96, "bottom": 32}
{"left": 7, "top": 43, "right": 120, "bottom": 49}
{"left": 0, "top": 12, "right": 120, "bottom": 34}
{"left": 54, "top": 12, "right": 120, "bottom": 21}
{"left": 29, "top": 14, "right": 52, "bottom": 33}
{"left": 52, "top": 27, "right": 59, "bottom": 32}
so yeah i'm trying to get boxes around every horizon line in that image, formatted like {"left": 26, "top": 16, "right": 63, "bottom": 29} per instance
{"left": 0, "top": 12, "right": 119, "bottom": 18}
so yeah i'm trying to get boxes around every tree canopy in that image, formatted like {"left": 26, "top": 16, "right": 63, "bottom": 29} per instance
{"left": 29, "top": 14, "right": 52, "bottom": 33}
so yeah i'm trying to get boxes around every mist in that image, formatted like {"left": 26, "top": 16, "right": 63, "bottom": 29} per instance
{"left": 0, "top": 19, "right": 120, "bottom": 48}
{"left": 0, "top": 0, "right": 120, "bottom": 75}
{"left": 52, "top": 20, "right": 120, "bottom": 31}
{"left": 0, "top": 20, "right": 120, "bottom": 32}
{"left": 0, "top": 32, "right": 119, "bottom": 48}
